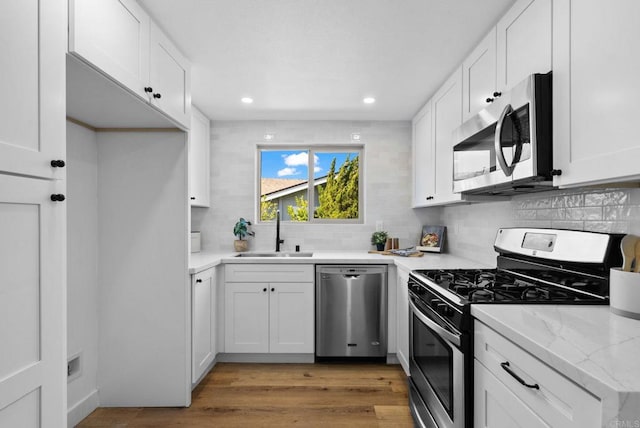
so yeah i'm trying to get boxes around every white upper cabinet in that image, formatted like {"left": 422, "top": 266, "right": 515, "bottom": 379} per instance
{"left": 149, "top": 21, "right": 191, "bottom": 127}
{"left": 462, "top": 28, "right": 497, "bottom": 122}
{"left": 69, "top": 0, "right": 150, "bottom": 99}
{"left": 189, "top": 107, "right": 211, "bottom": 207}
{"left": 461, "top": 0, "right": 552, "bottom": 121}
{"left": 553, "top": 0, "right": 640, "bottom": 187}
{"left": 0, "top": 0, "right": 66, "bottom": 180}
{"left": 496, "top": 0, "right": 552, "bottom": 92}
{"left": 412, "top": 101, "right": 435, "bottom": 207}
{"left": 431, "top": 67, "right": 465, "bottom": 205}
{"left": 69, "top": 0, "right": 191, "bottom": 128}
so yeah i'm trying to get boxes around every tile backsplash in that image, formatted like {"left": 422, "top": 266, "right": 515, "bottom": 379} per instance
{"left": 440, "top": 187, "right": 640, "bottom": 266}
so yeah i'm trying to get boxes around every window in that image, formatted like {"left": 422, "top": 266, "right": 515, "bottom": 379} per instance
{"left": 258, "top": 146, "right": 363, "bottom": 223}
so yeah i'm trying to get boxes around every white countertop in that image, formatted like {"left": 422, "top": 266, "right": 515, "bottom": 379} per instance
{"left": 189, "top": 250, "right": 489, "bottom": 274}
{"left": 472, "top": 304, "right": 640, "bottom": 424}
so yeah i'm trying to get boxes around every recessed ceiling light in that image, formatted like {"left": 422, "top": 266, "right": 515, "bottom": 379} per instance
{"left": 351, "top": 133, "right": 361, "bottom": 141}
{"left": 263, "top": 134, "right": 275, "bottom": 141}
{"left": 241, "top": 97, "right": 254, "bottom": 104}
{"left": 363, "top": 97, "right": 376, "bottom": 104}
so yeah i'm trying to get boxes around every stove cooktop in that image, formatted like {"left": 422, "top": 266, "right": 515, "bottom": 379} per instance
{"left": 411, "top": 268, "right": 608, "bottom": 304}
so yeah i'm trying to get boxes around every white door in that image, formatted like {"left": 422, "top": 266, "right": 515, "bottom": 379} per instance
{"left": 269, "top": 283, "right": 314, "bottom": 353}
{"left": 149, "top": 22, "right": 191, "bottom": 128}
{"left": 412, "top": 101, "right": 435, "bottom": 207}
{"left": 432, "top": 67, "right": 464, "bottom": 204}
{"left": 553, "top": 0, "right": 640, "bottom": 187}
{"left": 462, "top": 28, "right": 497, "bottom": 121}
{"left": 0, "top": 174, "right": 66, "bottom": 427}
{"left": 496, "top": 0, "right": 552, "bottom": 92}
{"left": 69, "top": 0, "right": 150, "bottom": 99}
{"left": 396, "top": 269, "right": 410, "bottom": 375}
{"left": 224, "top": 283, "right": 269, "bottom": 353}
{"left": 189, "top": 107, "right": 211, "bottom": 207}
{"left": 0, "top": 0, "right": 66, "bottom": 179}
{"left": 192, "top": 268, "right": 214, "bottom": 383}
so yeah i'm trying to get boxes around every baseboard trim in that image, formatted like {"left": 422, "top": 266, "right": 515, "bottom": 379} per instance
{"left": 67, "top": 389, "right": 99, "bottom": 428}
{"left": 217, "top": 353, "right": 315, "bottom": 363}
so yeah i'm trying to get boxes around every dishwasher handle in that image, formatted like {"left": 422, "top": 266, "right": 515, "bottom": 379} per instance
{"left": 343, "top": 274, "right": 361, "bottom": 279}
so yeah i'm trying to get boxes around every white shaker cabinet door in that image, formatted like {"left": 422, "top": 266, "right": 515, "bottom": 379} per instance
{"left": 225, "top": 283, "right": 270, "bottom": 353}
{"left": 0, "top": 174, "right": 66, "bottom": 428}
{"left": 189, "top": 107, "right": 211, "bottom": 207}
{"left": 269, "top": 282, "right": 315, "bottom": 354}
{"left": 553, "top": 0, "right": 640, "bottom": 187}
{"left": 496, "top": 0, "right": 552, "bottom": 92}
{"left": 412, "top": 101, "right": 435, "bottom": 207}
{"left": 0, "top": 0, "right": 65, "bottom": 179}
{"left": 462, "top": 28, "right": 497, "bottom": 122}
{"left": 69, "top": 0, "right": 150, "bottom": 100}
{"left": 396, "top": 268, "right": 410, "bottom": 375}
{"left": 149, "top": 22, "right": 191, "bottom": 128}
{"left": 192, "top": 268, "right": 215, "bottom": 383}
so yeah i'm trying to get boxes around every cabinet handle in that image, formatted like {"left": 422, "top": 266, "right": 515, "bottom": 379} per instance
{"left": 144, "top": 87, "right": 153, "bottom": 93}
{"left": 426, "top": 196, "right": 434, "bottom": 201}
{"left": 551, "top": 169, "right": 563, "bottom": 176}
{"left": 50, "top": 160, "right": 66, "bottom": 168}
{"left": 50, "top": 194, "right": 65, "bottom": 202}
{"left": 190, "top": 197, "right": 196, "bottom": 200}
{"left": 153, "top": 93, "right": 162, "bottom": 99}
{"left": 196, "top": 279, "right": 202, "bottom": 283}
{"left": 500, "top": 361, "right": 540, "bottom": 390}
{"left": 493, "top": 91, "right": 502, "bottom": 98}
{"left": 263, "top": 288, "right": 267, "bottom": 292}
{"left": 271, "top": 287, "right": 275, "bottom": 292}
{"left": 486, "top": 97, "right": 494, "bottom": 103}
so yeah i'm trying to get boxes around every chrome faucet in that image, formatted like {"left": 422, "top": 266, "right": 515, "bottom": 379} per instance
{"left": 275, "top": 209, "right": 284, "bottom": 252}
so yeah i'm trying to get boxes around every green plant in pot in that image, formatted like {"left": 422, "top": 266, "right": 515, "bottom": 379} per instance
{"left": 371, "top": 230, "right": 388, "bottom": 251}
{"left": 233, "top": 218, "right": 255, "bottom": 252}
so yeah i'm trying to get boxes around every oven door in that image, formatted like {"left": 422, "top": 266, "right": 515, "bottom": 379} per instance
{"left": 408, "top": 296, "right": 465, "bottom": 428}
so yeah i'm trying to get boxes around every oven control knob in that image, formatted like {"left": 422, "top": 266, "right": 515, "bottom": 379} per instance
{"left": 430, "top": 298, "right": 442, "bottom": 309}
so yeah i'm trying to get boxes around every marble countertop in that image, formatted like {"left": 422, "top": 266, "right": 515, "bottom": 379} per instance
{"left": 472, "top": 304, "right": 640, "bottom": 425}
{"left": 189, "top": 250, "right": 489, "bottom": 274}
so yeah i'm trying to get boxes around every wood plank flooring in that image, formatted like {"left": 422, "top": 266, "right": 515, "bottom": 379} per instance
{"left": 77, "top": 362, "right": 413, "bottom": 427}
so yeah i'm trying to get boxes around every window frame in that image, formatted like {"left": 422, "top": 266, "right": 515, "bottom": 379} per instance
{"left": 256, "top": 144, "right": 364, "bottom": 224}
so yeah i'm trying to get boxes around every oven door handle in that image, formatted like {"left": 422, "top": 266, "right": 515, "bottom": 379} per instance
{"left": 409, "top": 299, "right": 461, "bottom": 347}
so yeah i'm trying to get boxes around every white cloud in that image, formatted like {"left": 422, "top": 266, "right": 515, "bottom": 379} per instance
{"left": 283, "top": 152, "right": 308, "bottom": 166}
{"left": 277, "top": 167, "right": 298, "bottom": 177}
{"left": 314, "top": 166, "right": 322, "bottom": 173}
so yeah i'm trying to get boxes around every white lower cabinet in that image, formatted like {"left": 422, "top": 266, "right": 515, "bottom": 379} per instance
{"left": 224, "top": 264, "right": 314, "bottom": 354}
{"left": 474, "top": 321, "right": 600, "bottom": 427}
{"left": 192, "top": 267, "right": 216, "bottom": 384}
{"left": 396, "top": 267, "right": 410, "bottom": 375}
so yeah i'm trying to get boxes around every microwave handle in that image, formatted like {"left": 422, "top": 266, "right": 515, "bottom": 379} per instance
{"left": 495, "top": 103, "right": 515, "bottom": 177}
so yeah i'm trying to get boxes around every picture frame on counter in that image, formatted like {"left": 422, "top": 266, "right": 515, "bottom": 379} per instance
{"left": 417, "top": 225, "right": 446, "bottom": 253}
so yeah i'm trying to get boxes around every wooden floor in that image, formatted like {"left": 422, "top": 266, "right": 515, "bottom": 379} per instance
{"left": 77, "top": 362, "right": 413, "bottom": 427}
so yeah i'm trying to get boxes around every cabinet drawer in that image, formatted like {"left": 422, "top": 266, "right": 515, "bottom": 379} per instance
{"left": 225, "top": 264, "right": 313, "bottom": 283}
{"left": 474, "top": 321, "right": 600, "bottom": 427}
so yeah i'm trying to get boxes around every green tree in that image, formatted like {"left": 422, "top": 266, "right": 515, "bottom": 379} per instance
{"left": 287, "top": 195, "right": 309, "bottom": 221}
{"left": 315, "top": 156, "right": 359, "bottom": 219}
{"left": 260, "top": 196, "right": 277, "bottom": 221}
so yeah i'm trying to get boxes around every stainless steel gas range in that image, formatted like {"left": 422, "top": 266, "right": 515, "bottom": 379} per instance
{"left": 407, "top": 228, "right": 623, "bottom": 428}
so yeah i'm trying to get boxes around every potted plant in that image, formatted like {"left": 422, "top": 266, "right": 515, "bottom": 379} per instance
{"left": 233, "top": 218, "right": 255, "bottom": 252}
{"left": 371, "top": 230, "right": 388, "bottom": 251}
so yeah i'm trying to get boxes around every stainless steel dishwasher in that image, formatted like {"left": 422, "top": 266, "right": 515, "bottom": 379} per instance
{"left": 315, "top": 265, "right": 387, "bottom": 358}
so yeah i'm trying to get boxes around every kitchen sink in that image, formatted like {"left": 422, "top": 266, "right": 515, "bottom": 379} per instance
{"left": 234, "top": 251, "right": 314, "bottom": 258}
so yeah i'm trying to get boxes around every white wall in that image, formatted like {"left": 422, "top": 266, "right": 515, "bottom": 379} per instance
{"left": 66, "top": 121, "right": 99, "bottom": 425}
{"left": 192, "top": 121, "right": 440, "bottom": 252}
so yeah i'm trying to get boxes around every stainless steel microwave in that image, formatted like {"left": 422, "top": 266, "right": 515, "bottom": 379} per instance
{"left": 452, "top": 73, "right": 553, "bottom": 195}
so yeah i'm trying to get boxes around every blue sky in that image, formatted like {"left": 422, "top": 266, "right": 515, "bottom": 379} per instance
{"left": 261, "top": 150, "right": 357, "bottom": 179}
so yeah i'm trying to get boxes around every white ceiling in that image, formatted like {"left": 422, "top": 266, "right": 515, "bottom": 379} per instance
{"left": 139, "top": 0, "right": 516, "bottom": 121}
